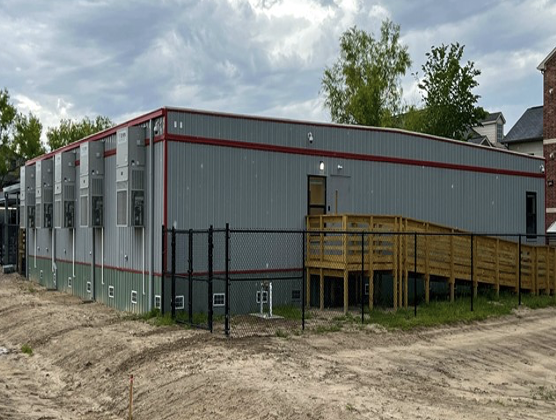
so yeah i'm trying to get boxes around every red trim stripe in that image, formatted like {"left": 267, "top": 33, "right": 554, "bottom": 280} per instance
{"left": 166, "top": 133, "right": 545, "bottom": 179}
{"left": 26, "top": 109, "right": 165, "bottom": 165}
{"left": 35, "top": 255, "right": 163, "bottom": 277}
{"left": 164, "top": 106, "right": 544, "bottom": 162}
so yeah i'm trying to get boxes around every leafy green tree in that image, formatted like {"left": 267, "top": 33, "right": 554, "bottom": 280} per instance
{"left": 0, "top": 88, "right": 45, "bottom": 189}
{"left": 47, "top": 115, "right": 114, "bottom": 151}
{"left": 321, "top": 20, "right": 411, "bottom": 127}
{"left": 418, "top": 43, "right": 486, "bottom": 140}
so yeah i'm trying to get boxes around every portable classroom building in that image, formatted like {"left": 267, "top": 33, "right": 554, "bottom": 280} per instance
{"left": 22, "top": 107, "right": 546, "bottom": 313}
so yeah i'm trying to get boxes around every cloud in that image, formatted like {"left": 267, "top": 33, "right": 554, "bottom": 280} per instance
{"left": 0, "top": 0, "right": 555, "bottom": 141}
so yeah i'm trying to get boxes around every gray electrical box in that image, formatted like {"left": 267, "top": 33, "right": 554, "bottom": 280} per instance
{"left": 35, "top": 158, "right": 54, "bottom": 229}
{"left": 80, "top": 141, "right": 104, "bottom": 228}
{"left": 20, "top": 165, "right": 36, "bottom": 229}
{"left": 54, "top": 151, "right": 76, "bottom": 228}
{"left": 116, "top": 127, "right": 146, "bottom": 227}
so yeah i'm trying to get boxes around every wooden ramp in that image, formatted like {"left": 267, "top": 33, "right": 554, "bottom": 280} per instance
{"left": 305, "top": 215, "right": 556, "bottom": 313}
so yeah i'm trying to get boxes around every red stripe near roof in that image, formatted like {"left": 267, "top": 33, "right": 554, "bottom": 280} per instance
{"left": 166, "top": 133, "right": 545, "bottom": 179}
{"left": 26, "top": 108, "right": 165, "bottom": 165}
{"left": 164, "top": 106, "right": 544, "bottom": 162}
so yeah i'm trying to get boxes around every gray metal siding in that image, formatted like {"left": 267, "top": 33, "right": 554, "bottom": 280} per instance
{"left": 166, "top": 110, "right": 542, "bottom": 174}
{"left": 167, "top": 141, "right": 544, "bottom": 235}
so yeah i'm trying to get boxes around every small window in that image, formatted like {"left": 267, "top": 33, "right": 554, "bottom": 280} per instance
{"left": 86, "top": 281, "right": 91, "bottom": 293}
{"left": 68, "top": 277, "right": 72, "bottom": 288}
{"left": 256, "top": 291, "right": 268, "bottom": 303}
{"left": 174, "top": 295, "right": 184, "bottom": 309}
{"left": 213, "top": 293, "right": 225, "bottom": 307}
{"left": 365, "top": 283, "right": 369, "bottom": 296}
{"left": 108, "top": 286, "right": 114, "bottom": 298}
{"left": 131, "top": 290, "right": 138, "bottom": 304}
{"left": 291, "top": 290, "right": 301, "bottom": 300}
{"left": 154, "top": 295, "right": 161, "bottom": 309}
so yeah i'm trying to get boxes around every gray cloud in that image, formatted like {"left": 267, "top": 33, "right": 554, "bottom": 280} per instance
{"left": 0, "top": 0, "right": 555, "bottom": 144}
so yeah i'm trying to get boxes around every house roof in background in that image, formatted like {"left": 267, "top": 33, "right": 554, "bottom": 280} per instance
{"left": 502, "top": 106, "right": 543, "bottom": 144}
{"left": 482, "top": 112, "right": 506, "bottom": 124}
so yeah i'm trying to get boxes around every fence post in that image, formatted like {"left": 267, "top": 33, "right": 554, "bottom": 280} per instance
{"left": 161, "top": 225, "right": 166, "bottom": 316}
{"left": 171, "top": 227, "right": 176, "bottom": 320}
{"left": 470, "top": 233, "right": 474, "bottom": 312}
{"left": 361, "top": 232, "right": 365, "bottom": 324}
{"left": 518, "top": 234, "right": 522, "bottom": 306}
{"left": 414, "top": 232, "right": 417, "bottom": 317}
{"left": 208, "top": 225, "right": 214, "bottom": 333}
{"left": 302, "top": 230, "right": 306, "bottom": 331}
{"left": 188, "top": 229, "right": 193, "bottom": 324}
{"left": 225, "top": 223, "right": 230, "bottom": 337}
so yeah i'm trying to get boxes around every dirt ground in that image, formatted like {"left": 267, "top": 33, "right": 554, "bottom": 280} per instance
{"left": 1, "top": 272, "right": 556, "bottom": 420}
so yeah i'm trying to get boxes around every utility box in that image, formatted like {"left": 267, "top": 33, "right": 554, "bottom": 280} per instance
{"left": 80, "top": 141, "right": 104, "bottom": 228}
{"left": 20, "top": 165, "right": 36, "bottom": 229}
{"left": 35, "top": 158, "right": 54, "bottom": 229}
{"left": 54, "top": 151, "right": 76, "bottom": 228}
{"left": 116, "top": 126, "right": 146, "bottom": 227}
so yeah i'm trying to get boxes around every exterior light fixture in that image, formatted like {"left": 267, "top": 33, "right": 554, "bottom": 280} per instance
{"left": 540, "top": 164, "right": 545, "bottom": 174}
{"left": 337, "top": 164, "right": 343, "bottom": 171}
{"left": 308, "top": 132, "right": 314, "bottom": 143}
{"left": 319, "top": 161, "right": 325, "bottom": 171}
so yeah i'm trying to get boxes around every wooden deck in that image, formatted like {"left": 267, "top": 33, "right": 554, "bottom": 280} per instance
{"left": 306, "top": 214, "right": 556, "bottom": 313}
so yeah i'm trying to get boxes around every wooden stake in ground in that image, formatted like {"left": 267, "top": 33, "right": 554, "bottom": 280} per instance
{"left": 129, "top": 374, "right": 134, "bottom": 420}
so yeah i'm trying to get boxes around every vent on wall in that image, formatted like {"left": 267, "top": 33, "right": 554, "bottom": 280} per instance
{"left": 116, "top": 126, "right": 146, "bottom": 227}
{"left": 80, "top": 141, "right": 104, "bottom": 228}
{"left": 20, "top": 165, "right": 36, "bottom": 229}
{"left": 35, "top": 158, "right": 54, "bottom": 229}
{"left": 108, "top": 285, "right": 114, "bottom": 298}
{"left": 54, "top": 151, "right": 76, "bottom": 228}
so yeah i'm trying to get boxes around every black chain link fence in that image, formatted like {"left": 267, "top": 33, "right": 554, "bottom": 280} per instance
{"left": 162, "top": 226, "right": 556, "bottom": 338}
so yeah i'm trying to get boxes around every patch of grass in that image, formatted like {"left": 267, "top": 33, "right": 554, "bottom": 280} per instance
{"left": 273, "top": 305, "right": 312, "bottom": 320}
{"left": 150, "top": 313, "right": 176, "bottom": 326}
{"left": 21, "top": 344, "right": 33, "bottom": 356}
{"left": 520, "top": 294, "right": 556, "bottom": 309}
{"left": 314, "top": 324, "right": 342, "bottom": 334}
{"left": 140, "top": 308, "right": 161, "bottom": 320}
{"left": 531, "top": 385, "right": 556, "bottom": 401}
{"left": 275, "top": 329, "right": 289, "bottom": 338}
{"left": 367, "top": 295, "right": 516, "bottom": 331}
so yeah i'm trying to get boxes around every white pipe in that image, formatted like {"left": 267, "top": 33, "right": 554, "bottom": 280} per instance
{"left": 142, "top": 226, "right": 145, "bottom": 295}
{"left": 101, "top": 227, "right": 104, "bottom": 285}
{"left": 34, "top": 228, "right": 37, "bottom": 268}
{"left": 51, "top": 230, "right": 55, "bottom": 271}
{"left": 72, "top": 228, "right": 75, "bottom": 277}
{"left": 269, "top": 282, "right": 273, "bottom": 318}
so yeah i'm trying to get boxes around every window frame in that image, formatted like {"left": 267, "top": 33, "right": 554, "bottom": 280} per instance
{"left": 174, "top": 295, "right": 185, "bottom": 310}
{"left": 213, "top": 293, "right": 225, "bottom": 307}
{"left": 256, "top": 290, "right": 269, "bottom": 304}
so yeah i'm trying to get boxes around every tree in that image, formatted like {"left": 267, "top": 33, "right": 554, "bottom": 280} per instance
{"left": 418, "top": 43, "right": 486, "bottom": 140}
{"left": 321, "top": 20, "right": 411, "bottom": 127}
{"left": 47, "top": 115, "right": 114, "bottom": 151}
{"left": 0, "top": 88, "right": 45, "bottom": 189}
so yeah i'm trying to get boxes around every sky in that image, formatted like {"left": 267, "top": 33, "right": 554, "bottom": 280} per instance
{"left": 1, "top": 0, "right": 555, "bottom": 145}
